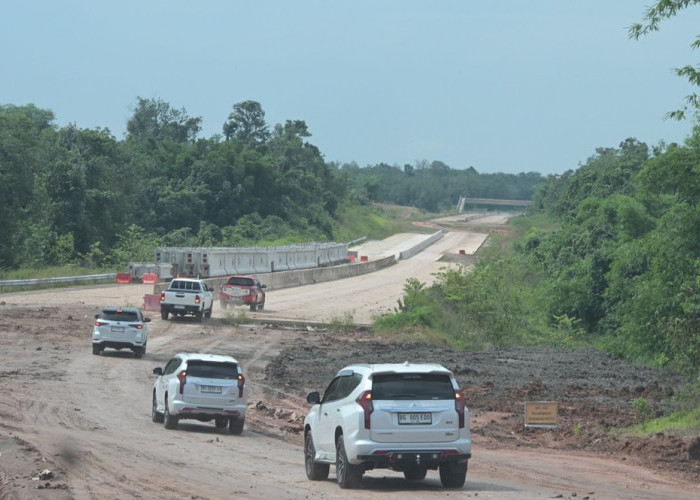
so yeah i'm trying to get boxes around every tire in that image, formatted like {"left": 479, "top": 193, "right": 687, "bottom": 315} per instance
{"left": 228, "top": 417, "right": 244, "bottom": 435}
{"left": 403, "top": 466, "right": 427, "bottom": 481}
{"left": 249, "top": 303, "right": 257, "bottom": 312}
{"left": 92, "top": 344, "right": 101, "bottom": 355}
{"left": 305, "top": 432, "right": 330, "bottom": 480}
{"left": 195, "top": 310, "right": 203, "bottom": 323}
{"left": 258, "top": 302, "right": 264, "bottom": 311}
{"left": 439, "top": 460, "right": 468, "bottom": 488}
{"left": 161, "top": 309, "right": 169, "bottom": 320}
{"left": 163, "top": 399, "right": 179, "bottom": 430}
{"left": 133, "top": 347, "right": 144, "bottom": 359}
{"left": 215, "top": 417, "right": 228, "bottom": 429}
{"left": 336, "top": 436, "right": 362, "bottom": 489}
{"left": 205, "top": 305, "right": 213, "bottom": 319}
{"left": 151, "top": 392, "right": 164, "bottom": 423}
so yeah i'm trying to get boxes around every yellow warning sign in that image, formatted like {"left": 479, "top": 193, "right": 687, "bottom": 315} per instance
{"left": 524, "top": 401, "right": 558, "bottom": 428}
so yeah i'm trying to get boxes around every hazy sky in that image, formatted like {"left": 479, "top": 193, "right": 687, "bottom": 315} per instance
{"left": 2, "top": 1, "right": 698, "bottom": 174}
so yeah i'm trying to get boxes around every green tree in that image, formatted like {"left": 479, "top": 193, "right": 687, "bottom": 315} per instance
{"left": 629, "top": 0, "right": 700, "bottom": 119}
{"left": 126, "top": 97, "right": 202, "bottom": 145}
{"left": 223, "top": 100, "right": 270, "bottom": 144}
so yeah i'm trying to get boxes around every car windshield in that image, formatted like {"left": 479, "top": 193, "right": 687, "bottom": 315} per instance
{"left": 371, "top": 373, "right": 454, "bottom": 400}
{"left": 228, "top": 277, "right": 254, "bottom": 286}
{"left": 100, "top": 311, "right": 139, "bottom": 322}
{"left": 186, "top": 360, "right": 239, "bottom": 379}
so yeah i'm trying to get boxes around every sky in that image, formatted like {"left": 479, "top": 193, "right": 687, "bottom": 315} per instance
{"left": 2, "top": 1, "right": 698, "bottom": 175}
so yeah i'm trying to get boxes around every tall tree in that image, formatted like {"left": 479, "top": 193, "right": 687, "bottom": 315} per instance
{"left": 222, "top": 100, "right": 269, "bottom": 144}
{"left": 126, "top": 97, "right": 202, "bottom": 145}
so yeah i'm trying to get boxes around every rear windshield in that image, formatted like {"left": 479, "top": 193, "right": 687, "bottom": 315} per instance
{"left": 170, "top": 280, "right": 201, "bottom": 291}
{"left": 100, "top": 311, "right": 139, "bottom": 322}
{"left": 228, "top": 277, "right": 254, "bottom": 286}
{"left": 372, "top": 373, "right": 454, "bottom": 400}
{"left": 186, "top": 360, "right": 239, "bottom": 379}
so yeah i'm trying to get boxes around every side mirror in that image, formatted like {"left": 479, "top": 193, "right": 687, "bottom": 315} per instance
{"left": 306, "top": 391, "right": 321, "bottom": 404}
{"left": 261, "top": 284, "right": 267, "bottom": 289}
{"left": 153, "top": 367, "right": 163, "bottom": 376}
{"left": 144, "top": 317, "right": 152, "bottom": 323}
{"left": 94, "top": 314, "right": 99, "bottom": 319}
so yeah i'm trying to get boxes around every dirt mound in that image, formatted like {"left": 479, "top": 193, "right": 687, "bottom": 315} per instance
{"left": 265, "top": 334, "right": 699, "bottom": 483}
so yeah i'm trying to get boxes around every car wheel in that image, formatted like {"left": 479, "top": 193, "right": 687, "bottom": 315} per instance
{"left": 161, "top": 309, "right": 169, "bottom": 320}
{"left": 195, "top": 310, "right": 203, "bottom": 322}
{"left": 249, "top": 303, "right": 257, "bottom": 311}
{"left": 215, "top": 417, "right": 228, "bottom": 429}
{"left": 151, "top": 392, "right": 164, "bottom": 423}
{"left": 336, "top": 435, "right": 362, "bottom": 488}
{"left": 205, "top": 305, "right": 213, "bottom": 319}
{"left": 403, "top": 466, "right": 427, "bottom": 481}
{"left": 258, "top": 301, "right": 264, "bottom": 311}
{"left": 92, "top": 344, "right": 101, "bottom": 355}
{"left": 163, "top": 399, "right": 179, "bottom": 430}
{"left": 228, "top": 417, "right": 244, "bottom": 435}
{"left": 439, "top": 460, "right": 468, "bottom": 488}
{"left": 133, "top": 347, "right": 144, "bottom": 359}
{"left": 305, "top": 432, "right": 330, "bottom": 480}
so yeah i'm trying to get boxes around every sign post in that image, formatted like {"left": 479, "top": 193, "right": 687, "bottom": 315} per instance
{"left": 524, "top": 401, "right": 558, "bottom": 428}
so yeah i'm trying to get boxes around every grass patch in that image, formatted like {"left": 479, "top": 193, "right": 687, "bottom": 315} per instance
{"left": 624, "top": 407, "right": 700, "bottom": 437}
{"left": 328, "top": 311, "right": 357, "bottom": 332}
{"left": 332, "top": 202, "right": 439, "bottom": 242}
{"left": 224, "top": 310, "right": 249, "bottom": 325}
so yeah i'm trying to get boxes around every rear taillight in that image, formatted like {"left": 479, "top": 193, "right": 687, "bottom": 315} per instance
{"left": 237, "top": 373, "right": 245, "bottom": 398}
{"left": 356, "top": 390, "right": 373, "bottom": 429}
{"left": 160, "top": 292, "right": 165, "bottom": 302}
{"left": 95, "top": 320, "right": 108, "bottom": 326}
{"left": 455, "top": 389, "right": 466, "bottom": 428}
{"left": 177, "top": 370, "right": 187, "bottom": 394}
{"left": 129, "top": 323, "right": 143, "bottom": 329}
{"left": 195, "top": 294, "right": 201, "bottom": 304}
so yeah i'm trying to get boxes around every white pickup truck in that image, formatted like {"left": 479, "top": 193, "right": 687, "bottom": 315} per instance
{"left": 160, "top": 278, "right": 214, "bottom": 322}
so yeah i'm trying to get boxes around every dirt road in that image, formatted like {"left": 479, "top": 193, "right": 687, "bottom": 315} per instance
{"left": 1, "top": 214, "right": 697, "bottom": 499}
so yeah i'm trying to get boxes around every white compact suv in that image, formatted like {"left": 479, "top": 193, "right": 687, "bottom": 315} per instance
{"left": 92, "top": 306, "right": 150, "bottom": 358}
{"left": 303, "top": 362, "right": 471, "bottom": 489}
{"left": 151, "top": 353, "right": 247, "bottom": 434}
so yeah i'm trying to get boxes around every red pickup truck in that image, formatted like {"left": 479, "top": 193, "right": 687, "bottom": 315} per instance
{"left": 219, "top": 275, "right": 267, "bottom": 311}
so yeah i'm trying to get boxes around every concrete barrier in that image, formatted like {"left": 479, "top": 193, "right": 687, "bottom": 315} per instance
{"left": 398, "top": 230, "right": 445, "bottom": 260}
{"left": 152, "top": 254, "right": 397, "bottom": 294}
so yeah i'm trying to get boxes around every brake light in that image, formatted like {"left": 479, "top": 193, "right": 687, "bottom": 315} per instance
{"left": 129, "top": 323, "right": 143, "bottom": 329}
{"left": 356, "top": 390, "right": 373, "bottom": 429}
{"left": 237, "top": 373, "right": 245, "bottom": 398}
{"left": 455, "top": 389, "right": 466, "bottom": 428}
{"left": 160, "top": 292, "right": 165, "bottom": 303}
{"left": 177, "top": 370, "right": 187, "bottom": 394}
{"left": 95, "top": 321, "right": 108, "bottom": 326}
{"left": 195, "top": 294, "right": 201, "bottom": 304}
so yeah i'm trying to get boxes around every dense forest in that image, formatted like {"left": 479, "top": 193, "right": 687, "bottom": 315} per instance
{"left": 378, "top": 132, "right": 700, "bottom": 375}
{"left": 0, "top": 100, "right": 537, "bottom": 271}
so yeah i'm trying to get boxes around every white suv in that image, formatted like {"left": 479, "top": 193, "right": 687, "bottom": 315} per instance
{"left": 92, "top": 306, "right": 150, "bottom": 358}
{"left": 303, "top": 362, "right": 471, "bottom": 489}
{"left": 151, "top": 353, "right": 248, "bottom": 434}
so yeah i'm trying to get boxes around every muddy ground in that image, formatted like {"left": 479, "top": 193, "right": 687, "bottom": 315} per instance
{"left": 264, "top": 329, "right": 700, "bottom": 485}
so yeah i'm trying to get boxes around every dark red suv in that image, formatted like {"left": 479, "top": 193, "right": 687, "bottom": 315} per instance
{"left": 219, "top": 275, "right": 266, "bottom": 311}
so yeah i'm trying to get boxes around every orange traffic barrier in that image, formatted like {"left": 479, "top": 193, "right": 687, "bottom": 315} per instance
{"left": 142, "top": 273, "right": 158, "bottom": 284}
{"left": 143, "top": 294, "right": 162, "bottom": 311}
{"left": 116, "top": 272, "right": 132, "bottom": 284}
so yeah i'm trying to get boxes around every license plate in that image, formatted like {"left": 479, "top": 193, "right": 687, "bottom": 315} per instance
{"left": 398, "top": 412, "right": 432, "bottom": 425}
{"left": 174, "top": 305, "right": 185, "bottom": 310}
{"left": 111, "top": 326, "right": 125, "bottom": 333}
{"left": 200, "top": 385, "right": 222, "bottom": 394}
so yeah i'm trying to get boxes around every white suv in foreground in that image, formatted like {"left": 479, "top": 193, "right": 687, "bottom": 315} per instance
{"left": 151, "top": 353, "right": 247, "bottom": 434}
{"left": 303, "top": 362, "right": 471, "bottom": 489}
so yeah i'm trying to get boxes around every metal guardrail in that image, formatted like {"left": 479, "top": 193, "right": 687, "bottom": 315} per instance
{"left": 0, "top": 273, "right": 117, "bottom": 288}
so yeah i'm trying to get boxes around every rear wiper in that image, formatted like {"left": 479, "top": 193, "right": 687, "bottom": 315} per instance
{"left": 389, "top": 394, "right": 416, "bottom": 399}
